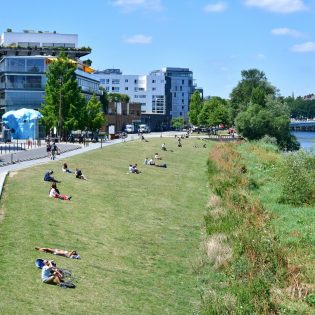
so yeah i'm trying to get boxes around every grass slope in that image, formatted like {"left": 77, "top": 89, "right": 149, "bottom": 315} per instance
{"left": 0, "top": 137, "right": 211, "bottom": 315}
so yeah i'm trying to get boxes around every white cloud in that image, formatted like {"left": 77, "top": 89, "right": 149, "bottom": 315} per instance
{"left": 244, "top": 0, "right": 308, "bottom": 13}
{"left": 124, "top": 34, "right": 152, "bottom": 44}
{"left": 271, "top": 27, "right": 306, "bottom": 38}
{"left": 203, "top": 2, "right": 227, "bottom": 13}
{"left": 291, "top": 41, "right": 315, "bottom": 52}
{"left": 111, "top": 0, "right": 163, "bottom": 11}
{"left": 256, "top": 53, "right": 265, "bottom": 59}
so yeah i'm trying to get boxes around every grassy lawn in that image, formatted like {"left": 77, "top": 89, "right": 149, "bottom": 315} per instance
{"left": 0, "top": 137, "right": 211, "bottom": 314}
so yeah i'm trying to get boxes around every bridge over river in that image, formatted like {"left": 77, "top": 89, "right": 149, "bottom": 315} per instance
{"left": 290, "top": 120, "right": 315, "bottom": 131}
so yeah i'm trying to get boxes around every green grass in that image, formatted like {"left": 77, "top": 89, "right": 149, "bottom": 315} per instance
{"left": 0, "top": 137, "right": 211, "bottom": 314}
{"left": 238, "top": 142, "right": 315, "bottom": 313}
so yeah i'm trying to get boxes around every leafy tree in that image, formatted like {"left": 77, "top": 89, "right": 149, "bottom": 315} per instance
{"left": 99, "top": 87, "right": 109, "bottom": 113}
{"left": 198, "top": 97, "right": 229, "bottom": 127}
{"left": 108, "top": 93, "right": 130, "bottom": 104}
{"left": 41, "top": 53, "right": 86, "bottom": 139}
{"left": 189, "top": 91, "right": 203, "bottom": 125}
{"left": 82, "top": 59, "right": 92, "bottom": 66}
{"left": 85, "top": 94, "right": 106, "bottom": 134}
{"left": 235, "top": 96, "right": 299, "bottom": 150}
{"left": 171, "top": 117, "right": 185, "bottom": 130}
{"left": 230, "top": 69, "right": 276, "bottom": 122}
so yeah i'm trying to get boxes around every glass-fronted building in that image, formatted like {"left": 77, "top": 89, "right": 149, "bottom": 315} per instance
{"left": 0, "top": 56, "right": 101, "bottom": 113}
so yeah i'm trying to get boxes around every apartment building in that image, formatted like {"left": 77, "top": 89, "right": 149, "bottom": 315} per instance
{"left": 0, "top": 30, "right": 98, "bottom": 113}
{"left": 94, "top": 67, "right": 196, "bottom": 130}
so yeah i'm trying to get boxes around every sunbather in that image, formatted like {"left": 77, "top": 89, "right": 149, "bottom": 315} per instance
{"left": 35, "top": 247, "right": 81, "bottom": 259}
{"left": 75, "top": 168, "right": 87, "bottom": 180}
{"left": 44, "top": 170, "right": 61, "bottom": 183}
{"left": 49, "top": 183, "right": 72, "bottom": 201}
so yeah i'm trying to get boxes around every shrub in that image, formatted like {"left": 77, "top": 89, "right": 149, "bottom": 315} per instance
{"left": 278, "top": 151, "right": 315, "bottom": 205}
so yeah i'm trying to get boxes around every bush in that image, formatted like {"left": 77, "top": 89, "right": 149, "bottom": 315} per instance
{"left": 278, "top": 151, "right": 315, "bottom": 205}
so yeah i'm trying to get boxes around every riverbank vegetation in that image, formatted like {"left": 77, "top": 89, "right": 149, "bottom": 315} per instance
{"left": 199, "top": 140, "right": 314, "bottom": 314}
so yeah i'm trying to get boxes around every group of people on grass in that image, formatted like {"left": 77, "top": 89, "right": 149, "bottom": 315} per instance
{"left": 144, "top": 152, "right": 167, "bottom": 168}
{"left": 44, "top": 164, "right": 87, "bottom": 200}
{"left": 35, "top": 247, "right": 80, "bottom": 287}
{"left": 40, "top": 162, "right": 86, "bottom": 286}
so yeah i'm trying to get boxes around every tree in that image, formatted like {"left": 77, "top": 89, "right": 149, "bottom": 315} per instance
{"left": 189, "top": 91, "right": 203, "bottom": 125}
{"left": 230, "top": 69, "right": 276, "bottom": 122}
{"left": 235, "top": 95, "right": 299, "bottom": 150}
{"left": 171, "top": 117, "right": 185, "bottom": 130}
{"left": 82, "top": 59, "right": 92, "bottom": 66}
{"left": 198, "top": 97, "right": 229, "bottom": 127}
{"left": 85, "top": 94, "right": 106, "bottom": 136}
{"left": 99, "top": 87, "right": 109, "bottom": 113}
{"left": 41, "top": 53, "right": 86, "bottom": 139}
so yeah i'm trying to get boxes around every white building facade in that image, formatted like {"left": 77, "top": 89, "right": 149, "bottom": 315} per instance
{"left": 0, "top": 30, "right": 78, "bottom": 48}
{"left": 95, "top": 67, "right": 195, "bottom": 130}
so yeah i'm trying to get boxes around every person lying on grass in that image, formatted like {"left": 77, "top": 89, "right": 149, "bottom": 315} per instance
{"left": 35, "top": 247, "right": 81, "bottom": 259}
{"left": 44, "top": 170, "right": 61, "bottom": 183}
{"left": 49, "top": 183, "right": 72, "bottom": 201}
{"left": 62, "top": 162, "right": 73, "bottom": 173}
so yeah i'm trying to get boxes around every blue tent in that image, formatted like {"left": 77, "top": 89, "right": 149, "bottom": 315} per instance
{"left": 2, "top": 108, "right": 43, "bottom": 140}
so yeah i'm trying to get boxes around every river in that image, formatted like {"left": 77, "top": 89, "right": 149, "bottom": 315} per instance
{"left": 292, "top": 131, "right": 315, "bottom": 151}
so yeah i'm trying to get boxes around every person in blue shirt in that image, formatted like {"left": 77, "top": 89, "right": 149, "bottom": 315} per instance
{"left": 41, "top": 260, "right": 62, "bottom": 285}
{"left": 44, "top": 170, "right": 61, "bottom": 183}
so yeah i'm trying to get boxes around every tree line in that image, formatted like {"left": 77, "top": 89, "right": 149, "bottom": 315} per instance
{"left": 189, "top": 69, "right": 300, "bottom": 150}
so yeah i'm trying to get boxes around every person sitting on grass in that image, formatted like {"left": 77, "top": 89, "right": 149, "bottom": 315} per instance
{"left": 154, "top": 153, "right": 162, "bottom": 160}
{"left": 44, "top": 170, "right": 61, "bottom": 183}
{"left": 35, "top": 247, "right": 81, "bottom": 259}
{"left": 62, "top": 163, "right": 72, "bottom": 173}
{"left": 49, "top": 183, "right": 72, "bottom": 200}
{"left": 75, "top": 168, "right": 87, "bottom": 180}
{"left": 41, "top": 260, "right": 63, "bottom": 285}
{"left": 161, "top": 143, "right": 167, "bottom": 151}
{"left": 131, "top": 164, "right": 141, "bottom": 174}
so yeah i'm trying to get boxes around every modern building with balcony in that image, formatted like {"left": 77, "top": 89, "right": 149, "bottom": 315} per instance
{"left": 94, "top": 67, "right": 197, "bottom": 130}
{"left": 0, "top": 30, "right": 98, "bottom": 113}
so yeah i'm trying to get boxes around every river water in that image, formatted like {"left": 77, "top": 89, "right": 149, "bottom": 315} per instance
{"left": 291, "top": 131, "right": 315, "bottom": 151}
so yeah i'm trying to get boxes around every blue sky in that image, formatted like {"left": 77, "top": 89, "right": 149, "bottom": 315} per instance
{"left": 1, "top": 0, "right": 315, "bottom": 98}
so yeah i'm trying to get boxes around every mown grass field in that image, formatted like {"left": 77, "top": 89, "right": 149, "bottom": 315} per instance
{"left": 0, "top": 137, "right": 211, "bottom": 314}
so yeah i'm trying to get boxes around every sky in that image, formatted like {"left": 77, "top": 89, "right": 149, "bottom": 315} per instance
{"left": 1, "top": 0, "right": 315, "bottom": 98}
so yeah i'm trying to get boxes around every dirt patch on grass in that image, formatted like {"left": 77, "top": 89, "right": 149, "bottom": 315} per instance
{"left": 8, "top": 171, "right": 18, "bottom": 178}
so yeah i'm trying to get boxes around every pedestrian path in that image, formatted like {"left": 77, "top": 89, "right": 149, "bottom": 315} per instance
{"left": 0, "top": 143, "right": 81, "bottom": 167}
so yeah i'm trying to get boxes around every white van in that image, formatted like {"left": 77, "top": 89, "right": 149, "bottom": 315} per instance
{"left": 125, "top": 124, "right": 135, "bottom": 133}
{"left": 138, "top": 124, "right": 151, "bottom": 133}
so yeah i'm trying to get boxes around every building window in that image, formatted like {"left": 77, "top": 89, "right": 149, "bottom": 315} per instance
{"left": 180, "top": 112, "right": 182, "bottom": 116}
{"left": 106, "top": 79, "right": 110, "bottom": 84}
{"left": 125, "top": 87, "right": 128, "bottom": 90}
{"left": 134, "top": 79, "right": 137, "bottom": 84}
{"left": 182, "top": 80, "right": 184, "bottom": 84}
{"left": 152, "top": 79, "right": 155, "bottom": 83}
{"left": 112, "top": 87, "right": 119, "bottom": 91}
{"left": 152, "top": 87, "right": 156, "bottom": 91}
{"left": 182, "top": 92, "right": 184, "bottom": 97}
{"left": 182, "top": 106, "right": 184, "bottom": 109}
{"left": 100, "top": 79, "right": 105, "bottom": 84}
{"left": 180, "top": 86, "right": 182, "bottom": 91}
{"left": 112, "top": 79, "right": 120, "bottom": 84}
{"left": 125, "top": 79, "right": 128, "bottom": 83}
{"left": 182, "top": 99, "right": 184, "bottom": 103}
{"left": 174, "top": 92, "right": 176, "bottom": 97}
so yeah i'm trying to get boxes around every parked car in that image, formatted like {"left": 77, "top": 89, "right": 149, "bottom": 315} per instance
{"left": 138, "top": 124, "right": 151, "bottom": 133}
